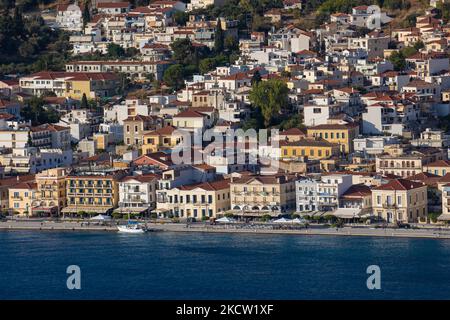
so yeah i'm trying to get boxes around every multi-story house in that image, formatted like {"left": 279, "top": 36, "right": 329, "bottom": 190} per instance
{"left": 424, "top": 160, "right": 450, "bottom": 177}
{"left": 296, "top": 177, "right": 319, "bottom": 212}
{"left": 141, "top": 126, "right": 181, "bottom": 154}
{"left": 353, "top": 136, "right": 400, "bottom": 157}
{"left": 0, "top": 175, "right": 35, "bottom": 212}
{"left": 411, "top": 128, "right": 450, "bottom": 148}
{"left": 316, "top": 174, "right": 353, "bottom": 211}
{"left": 307, "top": 122, "right": 360, "bottom": 153}
{"left": 30, "top": 124, "right": 71, "bottom": 150}
{"left": 123, "top": 115, "right": 161, "bottom": 147}
{"left": 187, "top": 0, "right": 225, "bottom": 10}
{"left": 156, "top": 179, "right": 230, "bottom": 219}
{"left": 339, "top": 184, "right": 372, "bottom": 215}
{"left": 376, "top": 154, "right": 423, "bottom": 178}
{"left": 62, "top": 170, "right": 126, "bottom": 215}
{"left": 172, "top": 109, "right": 212, "bottom": 134}
{"left": 117, "top": 174, "right": 159, "bottom": 215}
{"left": 230, "top": 174, "right": 297, "bottom": 217}
{"left": 97, "top": 2, "right": 130, "bottom": 14}
{"left": 55, "top": 3, "right": 83, "bottom": 32}
{"left": 361, "top": 101, "right": 420, "bottom": 136}
{"left": 371, "top": 179, "right": 427, "bottom": 223}
{"left": 65, "top": 60, "right": 171, "bottom": 81}
{"left": 280, "top": 138, "right": 340, "bottom": 160}
{"left": 440, "top": 184, "right": 450, "bottom": 220}
{"left": 33, "top": 168, "right": 67, "bottom": 216}
{"left": 19, "top": 72, "right": 120, "bottom": 99}
{"left": 8, "top": 182, "right": 37, "bottom": 216}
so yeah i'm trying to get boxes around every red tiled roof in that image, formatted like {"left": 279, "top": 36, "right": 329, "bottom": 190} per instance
{"left": 341, "top": 184, "right": 372, "bottom": 198}
{"left": 373, "top": 178, "right": 425, "bottom": 191}
{"left": 426, "top": 160, "right": 450, "bottom": 167}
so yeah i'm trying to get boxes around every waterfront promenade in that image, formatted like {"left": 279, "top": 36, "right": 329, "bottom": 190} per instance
{"left": 2, "top": 219, "right": 450, "bottom": 239}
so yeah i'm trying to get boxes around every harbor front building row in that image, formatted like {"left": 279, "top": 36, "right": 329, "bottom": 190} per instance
{"left": 5, "top": 167, "right": 431, "bottom": 224}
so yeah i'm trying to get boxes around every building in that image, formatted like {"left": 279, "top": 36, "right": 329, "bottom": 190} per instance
{"left": 117, "top": 174, "right": 159, "bottom": 214}
{"left": 296, "top": 177, "right": 319, "bottom": 212}
{"left": 156, "top": 179, "right": 230, "bottom": 218}
{"left": 353, "top": 136, "right": 400, "bottom": 157}
{"left": 376, "top": 154, "right": 423, "bottom": 178}
{"left": 141, "top": 125, "right": 181, "bottom": 154}
{"left": 19, "top": 72, "right": 120, "bottom": 99}
{"left": 280, "top": 138, "right": 340, "bottom": 160}
{"left": 411, "top": 128, "right": 450, "bottom": 148}
{"left": 8, "top": 182, "right": 37, "bottom": 216}
{"left": 33, "top": 168, "right": 67, "bottom": 216}
{"left": 440, "top": 184, "right": 450, "bottom": 221}
{"left": 65, "top": 60, "right": 171, "bottom": 81}
{"left": 123, "top": 115, "right": 161, "bottom": 147}
{"left": 230, "top": 174, "right": 297, "bottom": 217}
{"left": 173, "top": 109, "right": 213, "bottom": 134}
{"left": 424, "top": 160, "right": 450, "bottom": 177}
{"left": 56, "top": 3, "right": 83, "bottom": 32}
{"left": 371, "top": 179, "right": 427, "bottom": 223}
{"left": 307, "top": 122, "right": 360, "bottom": 153}
{"left": 316, "top": 174, "right": 353, "bottom": 211}
{"left": 97, "top": 2, "right": 130, "bottom": 14}
{"left": 339, "top": 183, "right": 372, "bottom": 215}
{"left": 62, "top": 170, "right": 126, "bottom": 215}
{"left": 0, "top": 175, "right": 35, "bottom": 212}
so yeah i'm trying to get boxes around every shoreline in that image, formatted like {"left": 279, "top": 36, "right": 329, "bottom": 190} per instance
{"left": 2, "top": 221, "right": 450, "bottom": 240}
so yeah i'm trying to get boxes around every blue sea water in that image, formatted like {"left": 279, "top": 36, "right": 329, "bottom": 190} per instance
{"left": 1, "top": 230, "right": 450, "bottom": 300}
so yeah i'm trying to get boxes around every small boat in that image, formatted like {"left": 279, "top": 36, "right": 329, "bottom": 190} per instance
{"left": 117, "top": 223, "right": 146, "bottom": 234}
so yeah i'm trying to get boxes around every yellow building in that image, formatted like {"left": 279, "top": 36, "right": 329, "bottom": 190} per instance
{"left": 307, "top": 123, "right": 359, "bottom": 153}
{"left": 280, "top": 138, "right": 340, "bottom": 160}
{"left": 156, "top": 179, "right": 231, "bottom": 219}
{"left": 9, "top": 182, "right": 37, "bottom": 216}
{"left": 371, "top": 178, "right": 427, "bottom": 223}
{"left": 62, "top": 171, "right": 126, "bottom": 215}
{"left": 19, "top": 72, "right": 120, "bottom": 99}
{"left": 229, "top": 174, "right": 297, "bottom": 217}
{"left": 142, "top": 125, "right": 181, "bottom": 154}
{"left": 34, "top": 168, "right": 67, "bottom": 216}
{"left": 93, "top": 133, "right": 110, "bottom": 151}
{"left": 423, "top": 160, "right": 450, "bottom": 177}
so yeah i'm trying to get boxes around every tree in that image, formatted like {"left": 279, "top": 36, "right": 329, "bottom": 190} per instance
{"left": 27, "top": 131, "right": 32, "bottom": 147}
{"left": 249, "top": 79, "right": 289, "bottom": 127}
{"left": 107, "top": 43, "right": 125, "bottom": 58}
{"left": 224, "top": 35, "right": 238, "bottom": 51}
{"left": 199, "top": 58, "right": 216, "bottom": 74}
{"left": 20, "top": 96, "right": 60, "bottom": 125}
{"left": 214, "top": 19, "right": 224, "bottom": 53}
{"left": 163, "top": 64, "right": 185, "bottom": 90}
{"left": 251, "top": 70, "right": 262, "bottom": 85}
{"left": 81, "top": 93, "right": 88, "bottom": 108}
{"left": 173, "top": 11, "right": 188, "bottom": 25}
{"left": 82, "top": 1, "right": 91, "bottom": 28}
{"left": 388, "top": 51, "right": 406, "bottom": 71}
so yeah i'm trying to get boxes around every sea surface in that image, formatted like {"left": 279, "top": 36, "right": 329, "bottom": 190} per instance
{"left": 1, "top": 230, "right": 450, "bottom": 300}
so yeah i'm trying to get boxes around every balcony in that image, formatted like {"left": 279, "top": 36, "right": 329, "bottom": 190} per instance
{"left": 382, "top": 203, "right": 399, "bottom": 209}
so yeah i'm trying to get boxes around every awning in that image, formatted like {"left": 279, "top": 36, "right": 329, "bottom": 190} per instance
{"left": 332, "top": 208, "right": 362, "bottom": 219}
{"left": 438, "top": 214, "right": 450, "bottom": 221}
{"left": 113, "top": 207, "right": 151, "bottom": 213}
{"left": 296, "top": 211, "right": 326, "bottom": 218}
{"left": 32, "top": 206, "right": 58, "bottom": 212}
{"left": 61, "top": 207, "right": 113, "bottom": 214}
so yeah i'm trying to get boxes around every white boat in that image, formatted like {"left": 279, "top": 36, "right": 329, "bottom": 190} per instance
{"left": 117, "top": 224, "right": 146, "bottom": 234}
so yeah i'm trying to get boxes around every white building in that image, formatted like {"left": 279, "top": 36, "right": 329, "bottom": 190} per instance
{"left": 56, "top": 4, "right": 83, "bottom": 32}
{"left": 117, "top": 174, "right": 159, "bottom": 214}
